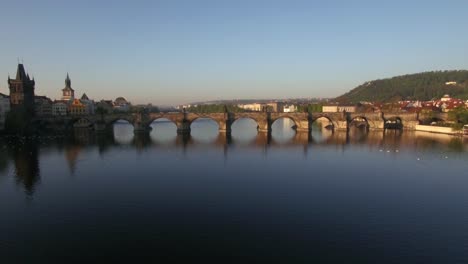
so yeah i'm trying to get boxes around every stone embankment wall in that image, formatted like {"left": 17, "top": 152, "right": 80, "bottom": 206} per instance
{"left": 415, "top": 125, "right": 457, "bottom": 135}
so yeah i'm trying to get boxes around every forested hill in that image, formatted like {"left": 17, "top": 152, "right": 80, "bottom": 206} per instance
{"left": 337, "top": 71, "right": 468, "bottom": 103}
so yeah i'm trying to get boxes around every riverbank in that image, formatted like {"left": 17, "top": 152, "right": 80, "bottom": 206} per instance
{"left": 415, "top": 124, "right": 464, "bottom": 136}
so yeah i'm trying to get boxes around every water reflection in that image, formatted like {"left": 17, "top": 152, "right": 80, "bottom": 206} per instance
{"left": 231, "top": 118, "right": 258, "bottom": 144}
{"left": 190, "top": 118, "right": 219, "bottom": 143}
{"left": 64, "top": 143, "right": 82, "bottom": 175}
{"left": 150, "top": 119, "right": 177, "bottom": 144}
{"left": 2, "top": 119, "right": 468, "bottom": 262}
{"left": 310, "top": 117, "right": 335, "bottom": 143}
{"left": 0, "top": 149, "right": 9, "bottom": 175}
{"left": 271, "top": 118, "right": 296, "bottom": 143}
{"left": 113, "top": 120, "right": 134, "bottom": 144}
{"left": 1, "top": 119, "right": 466, "bottom": 197}
{"left": 6, "top": 138, "right": 41, "bottom": 195}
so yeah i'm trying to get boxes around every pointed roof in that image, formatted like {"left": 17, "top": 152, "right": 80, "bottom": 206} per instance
{"left": 62, "top": 73, "right": 74, "bottom": 91}
{"left": 81, "top": 93, "right": 89, "bottom": 100}
{"left": 71, "top": 98, "right": 84, "bottom": 106}
{"left": 15, "top": 64, "right": 27, "bottom": 80}
{"left": 66, "top": 72, "right": 71, "bottom": 85}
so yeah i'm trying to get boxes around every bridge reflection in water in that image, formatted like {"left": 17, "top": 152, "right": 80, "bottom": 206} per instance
{"left": 54, "top": 119, "right": 468, "bottom": 151}
{"left": 74, "top": 120, "right": 467, "bottom": 154}
{"left": 1, "top": 117, "right": 466, "bottom": 196}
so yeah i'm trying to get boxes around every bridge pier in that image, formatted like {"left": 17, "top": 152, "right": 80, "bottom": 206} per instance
{"left": 94, "top": 122, "right": 108, "bottom": 132}
{"left": 402, "top": 120, "right": 419, "bottom": 130}
{"left": 335, "top": 120, "right": 348, "bottom": 131}
{"left": 176, "top": 121, "right": 191, "bottom": 135}
{"left": 372, "top": 120, "right": 385, "bottom": 130}
{"left": 218, "top": 121, "right": 232, "bottom": 135}
{"left": 293, "top": 131, "right": 312, "bottom": 144}
{"left": 133, "top": 122, "right": 151, "bottom": 133}
{"left": 296, "top": 127, "right": 310, "bottom": 133}
{"left": 295, "top": 120, "right": 310, "bottom": 132}
{"left": 257, "top": 127, "right": 271, "bottom": 133}
{"left": 257, "top": 120, "right": 271, "bottom": 133}
{"left": 256, "top": 131, "right": 271, "bottom": 145}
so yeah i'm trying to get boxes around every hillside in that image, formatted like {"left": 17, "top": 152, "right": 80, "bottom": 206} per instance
{"left": 337, "top": 70, "right": 468, "bottom": 103}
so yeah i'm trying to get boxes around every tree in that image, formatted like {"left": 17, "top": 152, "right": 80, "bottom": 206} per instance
{"left": 448, "top": 107, "right": 468, "bottom": 128}
{"left": 296, "top": 104, "right": 323, "bottom": 113}
{"left": 337, "top": 70, "right": 468, "bottom": 102}
{"left": 187, "top": 104, "right": 246, "bottom": 113}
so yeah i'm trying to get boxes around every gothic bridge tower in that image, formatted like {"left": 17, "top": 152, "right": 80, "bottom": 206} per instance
{"left": 8, "top": 63, "right": 36, "bottom": 115}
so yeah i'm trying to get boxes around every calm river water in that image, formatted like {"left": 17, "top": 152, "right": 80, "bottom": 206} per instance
{"left": 1, "top": 118, "right": 468, "bottom": 263}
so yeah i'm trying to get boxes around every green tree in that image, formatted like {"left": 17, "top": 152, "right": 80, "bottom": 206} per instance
{"left": 297, "top": 104, "right": 323, "bottom": 113}
{"left": 337, "top": 70, "right": 468, "bottom": 103}
{"left": 448, "top": 107, "right": 468, "bottom": 129}
{"left": 187, "top": 104, "right": 246, "bottom": 113}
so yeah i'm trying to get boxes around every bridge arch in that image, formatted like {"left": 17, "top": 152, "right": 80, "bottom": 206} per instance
{"left": 349, "top": 116, "right": 373, "bottom": 130}
{"left": 229, "top": 117, "right": 260, "bottom": 142}
{"left": 106, "top": 117, "right": 135, "bottom": 127}
{"left": 419, "top": 116, "right": 446, "bottom": 126}
{"left": 29, "top": 119, "right": 54, "bottom": 131}
{"left": 188, "top": 116, "right": 221, "bottom": 130}
{"left": 231, "top": 117, "right": 261, "bottom": 131}
{"left": 188, "top": 117, "right": 221, "bottom": 142}
{"left": 67, "top": 117, "right": 95, "bottom": 129}
{"left": 384, "top": 117, "right": 403, "bottom": 129}
{"left": 270, "top": 116, "right": 299, "bottom": 130}
{"left": 270, "top": 116, "right": 297, "bottom": 143}
{"left": 146, "top": 116, "right": 178, "bottom": 127}
{"left": 311, "top": 115, "right": 336, "bottom": 131}
{"left": 147, "top": 117, "right": 178, "bottom": 143}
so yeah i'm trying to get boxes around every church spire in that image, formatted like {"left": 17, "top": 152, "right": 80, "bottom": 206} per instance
{"left": 65, "top": 72, "right": 71, "bottom": 88}
{"left": 61, "top": 72, "right": 74, "bottom": 101}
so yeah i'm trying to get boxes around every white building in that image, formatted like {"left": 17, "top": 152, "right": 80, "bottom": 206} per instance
{"left": 238, "top": 103, "right": 262, "bottom": 112}
{"left": 337, "top": 106, "right": 356, "bottom": 112}
{"left": 322, "top": 105, "right": 356, "bottom": 113}
{"left": 441, "top": 94, "right": 452, "bottom": 102}
{"left": 322, "top": 105, "right": 338, "bottom": 112}
{"left": 283, "top": 104, "right": 297, "bottom": 113}
{"left": 52, "top": 101, "right": 68, "bottom": 116}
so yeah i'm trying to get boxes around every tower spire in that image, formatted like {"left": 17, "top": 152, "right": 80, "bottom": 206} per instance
{"left": 8, "top": 62, "right": 35, "bottom": 115}
{"left": 15, "top": 63, "right": 27, "bottom": 80}
{"left": 62, "top": 72, "right": 74, "bottom": 101}
{"left": 65, "top": 72, "right": 71, "bottom": 87}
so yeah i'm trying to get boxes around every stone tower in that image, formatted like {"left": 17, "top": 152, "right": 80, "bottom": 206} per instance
{"left": 61, "top": 73, "right": 75, "bottom": 101}
{"left": 8, "top": 63, "right": 35, "bottom": 115}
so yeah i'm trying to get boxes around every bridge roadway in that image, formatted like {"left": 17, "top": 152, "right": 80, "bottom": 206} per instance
{"left": 33, "top": 111, "right": 447, "bottom": 135}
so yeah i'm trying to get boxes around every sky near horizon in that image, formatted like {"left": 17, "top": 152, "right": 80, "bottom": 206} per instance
{"left": 1, "top": 0, "right": 467, "bottom": 105}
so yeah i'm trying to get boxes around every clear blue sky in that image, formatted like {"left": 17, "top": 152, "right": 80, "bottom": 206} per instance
{"left": 1, "top": 0, "right": 467, "bottom": 105}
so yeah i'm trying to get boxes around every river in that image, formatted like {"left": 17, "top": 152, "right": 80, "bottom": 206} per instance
{"left": 1, "top": 118, "right": 468, "bottom": 263}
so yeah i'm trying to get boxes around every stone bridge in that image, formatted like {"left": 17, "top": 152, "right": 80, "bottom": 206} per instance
{"left": 32, "top": 111, "right": 448, "bottom": 135}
